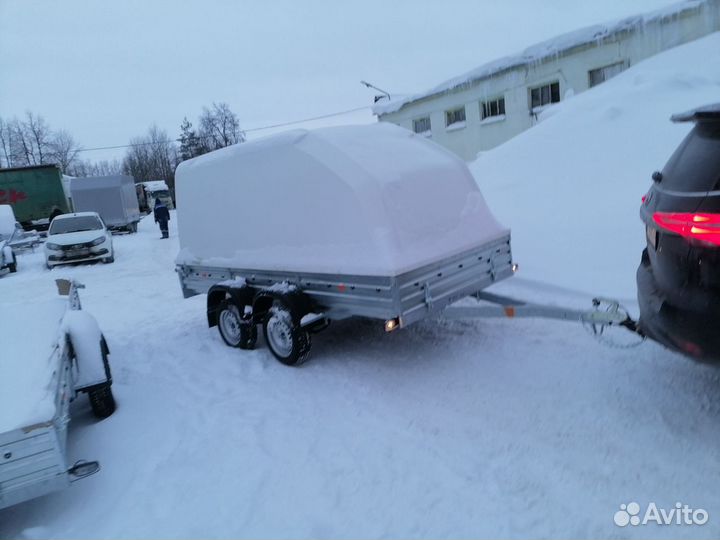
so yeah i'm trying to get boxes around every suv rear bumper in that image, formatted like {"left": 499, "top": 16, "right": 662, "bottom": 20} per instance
{"left": 637, "top": 250, "right": 720, "bottom": 363}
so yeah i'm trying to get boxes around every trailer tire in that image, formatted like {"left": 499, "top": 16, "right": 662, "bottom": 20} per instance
{"left": 8, "top": 254, "right": 17, "bottom": 273}
{"left": 103, "top": 255, "right": 115, "bottom": 264}
{"left": 128, "top": 222, "right": 138, "bottom": 233}
{"left": 218, "top": 300, "right": 257, "bottom": 349}
{"left": 263, "top": 304, "right": 311, "bottom": 366}
{"left": 88, "top": 384, "right": 116, "bottom": 419}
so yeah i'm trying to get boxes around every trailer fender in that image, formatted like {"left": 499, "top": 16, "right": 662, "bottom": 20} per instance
{"left": 1, "top": 244, "right": 13, "bottom": 266}
{"left": 207, "top": 284, "right": 255, "bottom": 328}
{"left": 62, "top": 311, "right": 112, "bottom": 391}
{"left": 252, "top": 287, "right": 315, "bottom": 326}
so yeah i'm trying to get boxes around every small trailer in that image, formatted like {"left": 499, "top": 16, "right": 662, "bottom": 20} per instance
{"left": 176, "top": 125, "right": 642, "bottom": 365}
{"left": 175, "top": 124, "right": 547, "bottom": 364}
{"left": 70, "top": 175, "right": 142, "bottom": 233}
{"left": 0, "top": 279, "right": 116, "bottom": 510}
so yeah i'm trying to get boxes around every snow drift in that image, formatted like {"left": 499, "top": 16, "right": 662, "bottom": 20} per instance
{"left": 471, "top": 31, "right": 720, "bottom": 299}
{"left": 175, "top": 123, "right": 508, "bottom": 276}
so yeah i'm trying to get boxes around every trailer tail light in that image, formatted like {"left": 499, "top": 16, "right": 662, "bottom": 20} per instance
{"left": 384, "top": 317, "right": 400, "bottom": 332}
{"left": 653, "top": 212, "right": 720, "bottom": 246}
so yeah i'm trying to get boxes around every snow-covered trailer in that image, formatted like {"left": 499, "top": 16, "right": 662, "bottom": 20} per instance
{"left": 70, "top": 175, "right": 142, "bottom": 232}
{"left": 175, "top": 123, "right": 514, "bottom": 365}
{"left": 0, "top": 280, "right": 115, "bottom": 510}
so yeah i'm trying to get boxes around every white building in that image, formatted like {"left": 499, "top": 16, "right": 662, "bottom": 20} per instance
{"left": 373, "top": 0, "right": 720, "bottom": 161}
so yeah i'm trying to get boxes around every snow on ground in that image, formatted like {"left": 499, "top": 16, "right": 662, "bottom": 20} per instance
{"left": 2, "top": 36, "right": 720, "bottom": 539}
{"left": 472, "top": 31, "right": 720, "bottom": 301}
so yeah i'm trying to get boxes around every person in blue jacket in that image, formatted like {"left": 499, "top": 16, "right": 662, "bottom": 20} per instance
{"left": 153, "top": 198, "right": 170, "bottom": 238}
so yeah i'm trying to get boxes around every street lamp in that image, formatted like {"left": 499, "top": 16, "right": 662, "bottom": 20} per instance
{"left": 360, "top": 80, "right": 391, "bottom": 102}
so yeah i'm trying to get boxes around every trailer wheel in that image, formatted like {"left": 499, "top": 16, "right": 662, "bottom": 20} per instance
{"left": 8, "top": 254, "right": 17, "bottom": 273}
{"left": 263, "top": 304, "right": 311, "bottom": 366}
{"left": 218, "top": 300, "right": 256, "bottom": 349}
{"left": 88, "top": 384, "right": 116, "bottom": 419}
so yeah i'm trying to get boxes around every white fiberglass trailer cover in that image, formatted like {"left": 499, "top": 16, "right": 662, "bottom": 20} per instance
{"left": 0, "top": 280, "right": 114, "bottom": 510}
{"left": 175, "top": 123, "right": 513, "bottom": 362}
{"left": 177, "top": 123, "right": 509, "bottom": 276}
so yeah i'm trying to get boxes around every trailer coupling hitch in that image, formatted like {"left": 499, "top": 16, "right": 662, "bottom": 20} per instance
{"left": 584, "top": 297, "right": 645, "bottom": 348}
{"left": 68, "top": 460, "right": 100, "bottom": 481}
{"left": 590, "top": 297, "right": 639, "bottom": 332}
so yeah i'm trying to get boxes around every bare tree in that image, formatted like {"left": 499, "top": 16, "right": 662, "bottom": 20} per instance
{"left": 0, "top": 117, "right": 14, "bottom": 168}
{"left": 10, "top": 117, "right": 36, "bottom": 166}
{"left": 198, "top": 102, "right": 245, "bottom": 152}
{"left": 24, "top": 111, "right": 51, "bottom": 164}
{"left": 122, "top": 124, "right": 178, "bottom": 188}
{"left": 68, "top": 158, "right": 122, "bottom": 177}
{"left": 49, "top": 129, "right": 81, "bottom": 172}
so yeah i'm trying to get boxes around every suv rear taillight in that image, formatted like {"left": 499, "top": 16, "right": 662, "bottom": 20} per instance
{"left": 653, "top": 212, "right": 720, "bottom": 246}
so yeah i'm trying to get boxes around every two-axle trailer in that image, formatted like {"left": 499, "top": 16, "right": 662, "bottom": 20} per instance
{"left": 177, "top": 235, "right": 643, "bottom": 366}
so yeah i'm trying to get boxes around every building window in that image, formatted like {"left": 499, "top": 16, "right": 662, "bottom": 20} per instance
{"left": 481, "top": 97, "right": 506, "bottom": 120}
{"left": 445, "top": 106, "right": 466, "bottom": 128}
{"left": 530, "top": 82, "right": 560, "bottom": 109}
{"left": 412, "top": 117, "right": 431, "bottom": 134}
{"left": 588, "top": 61, "right": 626, "bottom": 88}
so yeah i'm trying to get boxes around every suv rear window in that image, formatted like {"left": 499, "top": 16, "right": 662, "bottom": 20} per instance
{"left": 661, "top": 123, "right": 720, "bottom": 192}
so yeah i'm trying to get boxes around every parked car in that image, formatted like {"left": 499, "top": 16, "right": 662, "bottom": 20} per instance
{"left": 45, "top": 211, "right": 115, "bottom": 269}
{"left": 637, "top": 103, "right": 720, "bottom": 361}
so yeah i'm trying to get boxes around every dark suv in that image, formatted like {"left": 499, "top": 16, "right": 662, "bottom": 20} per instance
{"left": 637, "top": 103, "right": 720, "bottom": 362}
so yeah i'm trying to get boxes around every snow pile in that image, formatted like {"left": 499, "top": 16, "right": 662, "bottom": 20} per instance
{"left": 471, "top": 31, "right": 720, "bottom": 299}
{"left": 0, "top": 292, "right": 67, "bottom": 433}
{"left": 373, "top": 0, "right": 712, "bottom": 115}
{"left": 176, "top": 123, "right": 508, "bottom": 276}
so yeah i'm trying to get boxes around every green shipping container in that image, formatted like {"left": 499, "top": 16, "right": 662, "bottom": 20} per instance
{"left": 0, "top": 164, "right": 71, "bottom": 226}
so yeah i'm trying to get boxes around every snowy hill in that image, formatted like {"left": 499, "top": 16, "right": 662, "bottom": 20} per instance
{"left": 472, "top": 31, "right": 720, "bottom": 299}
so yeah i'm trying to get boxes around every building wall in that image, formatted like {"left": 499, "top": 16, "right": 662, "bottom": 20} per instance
{"left": 378, "top": 0, "right": 720, "bottom": 161}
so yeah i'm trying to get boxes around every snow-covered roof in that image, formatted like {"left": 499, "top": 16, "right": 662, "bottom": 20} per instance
{"left": 142, "top": 180, "right": 169, "bottom": 192}
{"left": 373, "top": 0, "right": 706, "bottom": 116}
{"left": 175, "top": 123, "right": 508, "bottom": 276}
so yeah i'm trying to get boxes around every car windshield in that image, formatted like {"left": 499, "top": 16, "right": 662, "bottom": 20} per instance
{"left": 49, "top": 216, "right": 103, "bottom": 235}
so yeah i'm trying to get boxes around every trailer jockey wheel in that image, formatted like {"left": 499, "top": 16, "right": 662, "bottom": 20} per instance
{"left": 263, "top": 303, "right": 311, "bottom": 366}
{"left": 218, "top": 300, "right": 257, "bottom": 350}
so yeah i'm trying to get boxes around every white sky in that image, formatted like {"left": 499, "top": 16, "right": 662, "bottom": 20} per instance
{"left": 0, "top": 0, "right": 673, "bottom": 162}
